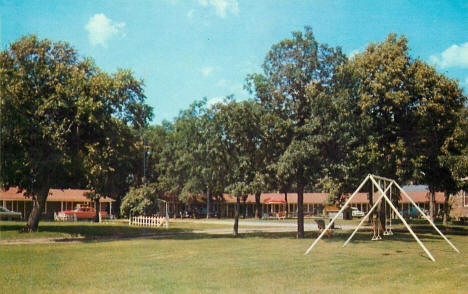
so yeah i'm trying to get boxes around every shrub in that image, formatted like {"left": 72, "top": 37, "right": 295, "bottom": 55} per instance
{"left": 120, "top": 184, "right": 158, "bottom": 217}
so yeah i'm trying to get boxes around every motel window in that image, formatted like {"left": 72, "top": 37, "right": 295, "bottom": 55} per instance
{"left": 464, "top": 191, "right": 468, "bottom": 207}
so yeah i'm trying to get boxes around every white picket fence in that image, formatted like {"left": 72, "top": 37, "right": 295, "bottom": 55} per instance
{"left": 129, "top": 215, "right": 168, "bottom": 228}
{"left": 54, "top": 212, "right": 77, "bottom": 222}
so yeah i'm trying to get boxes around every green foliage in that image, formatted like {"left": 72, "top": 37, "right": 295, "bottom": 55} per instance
{"left": 120, "top": 184, "right": 159, "bottom": 217}
{"left": 247, "top": 27, "right": 347, "bottom": 189}
{"left": 0, "top": 35, "right": 83, "bottom": 192}
{"left": 439, "top": 106, "right": 468, "bottom": 192}
{"left": 339, "top": 34, "right": 466, "bottom": 193}
{"left": 3, "top": 30, "right": 466, "bottom": 232}
{"left": 0, "top": 35, "right": 152, "bottom": 229}
{"left": 338, "top": 34, "right": 416, "bottom": 182}
{"left": 246, "top": 27, "right": 346, "bottom": 236}
{"left": 215, "top": 100, "right": 264, "bottom": 197}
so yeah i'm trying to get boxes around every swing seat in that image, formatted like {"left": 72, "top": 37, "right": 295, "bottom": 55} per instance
{"left": 371, "top": 235, "right": 382, "bottom": 241}
{"left": 383, "top": 230, "right": 393, "bottom": 236}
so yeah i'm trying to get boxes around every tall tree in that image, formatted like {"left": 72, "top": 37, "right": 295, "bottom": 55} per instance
{"left": 409, "top": 60, "right": 465, "bottom": 221}
{"left": 338, "top": 34, "right": 466, "bottom": 221}
{"left": 83, "top": 120, "right": 144, "bottom": 221}
{"left": 154, "top": 107, "right": 198, "bottom": 211}
{"left": 338, "top": 34, "right": 417, "bottom": 183}
{"left": 0, "top": 35, "right": 151, "bottom": 230}
{"left": 82, "top": 69, "right": 152, "bottom": 221}
{"left": 153, "top": 100, "right": 226, "bottom": 215}
{"left": 246, "top": 27, "right": 346, "bottom": 238}
{"left": 194, "top": 99, "right": 231, "bottom": 219}
{"left": 0, "top": 36, "right": 87, "bottom": 231}
{"left": 215, "top": 100, "right": 263, "bottom": 235}
{"left": 439, "top": 106, "right": 468, "bottom": 224}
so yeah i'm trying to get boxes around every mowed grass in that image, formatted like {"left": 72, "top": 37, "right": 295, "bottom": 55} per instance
{"left": 0, "top": 221, "right": 467, "bottom": 293}
{"left": 0, "top": 220, "right": 230, "bottom": 240}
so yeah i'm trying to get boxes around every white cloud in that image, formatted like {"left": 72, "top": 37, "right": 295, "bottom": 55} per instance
{"left": 430, "top": 42, "right": 468, "bottom": 68}
{"left": 85, "top": 13, "right": 125, "bottom": 47}
{"left": 198, "top": 0, "right": 239, "bottom": 18}
{"left": 200, "top": 66, "right": 214, "bottom": 77}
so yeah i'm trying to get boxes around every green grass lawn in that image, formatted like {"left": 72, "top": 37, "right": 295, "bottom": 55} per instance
{"left": 0, "top": 220, "right": 467, "bottom": 293}
{"left": 0, "top": 220, "right": 232, "bottom": 240}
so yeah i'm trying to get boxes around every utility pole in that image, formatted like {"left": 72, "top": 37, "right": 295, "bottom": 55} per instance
{"left": 142, "top": 135, "right": 146, "bottom": 184}
{"left": 206, "top": 185, "right": 210, "bottom": 219}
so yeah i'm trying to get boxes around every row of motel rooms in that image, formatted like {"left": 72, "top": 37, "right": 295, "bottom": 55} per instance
{"left": 0, "top": 187, "right": 460, "bottom": 220}
{"left": 0, "top": 187, "right": 114, "bottom": 219}
{"left": 220, "top": 191, "right": 448, "bottom": 218}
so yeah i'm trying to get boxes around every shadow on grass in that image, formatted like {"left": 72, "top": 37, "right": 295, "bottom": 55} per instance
{"left": 1, "top": 220, "right": 467, "bottom": 244}
{"left": 130, "top": 227, "right": 463, "bottom": 244}
{"left": 0, "top": 221, "right": 191, "bottom": 242}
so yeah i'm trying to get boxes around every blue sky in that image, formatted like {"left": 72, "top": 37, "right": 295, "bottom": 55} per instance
{"left": 1, "top": 0, "right": 467, "bottom": 123}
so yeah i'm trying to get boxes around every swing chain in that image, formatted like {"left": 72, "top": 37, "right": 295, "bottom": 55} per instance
{"left": 372, "top": 180, "right": 382, "bottom": 240}
{"left": 383, "top": 181, "right": 393, "bottom": 236}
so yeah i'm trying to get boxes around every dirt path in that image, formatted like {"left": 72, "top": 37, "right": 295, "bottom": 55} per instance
{"left": 0, "top": 236, "right": 85, "bottom": 245}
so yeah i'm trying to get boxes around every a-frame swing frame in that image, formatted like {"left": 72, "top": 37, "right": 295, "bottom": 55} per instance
{"left": 305, "top": 174, "right": 460, "bottom": 262}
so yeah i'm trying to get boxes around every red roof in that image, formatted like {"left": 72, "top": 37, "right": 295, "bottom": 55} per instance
{"left": 0, "top": 187, "right": 114, "bottom": 202}
{"left": 223, "top": 193, "right": 329, "bottom": 204}
{"left": 264, "top": 197, "right": 286, "bottom": 204}
{"left": 222, "top": 191, "right": 445, "bottom": 204}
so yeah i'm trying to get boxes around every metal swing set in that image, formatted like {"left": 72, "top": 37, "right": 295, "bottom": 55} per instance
{"left": 305, "top": 174, "right": 460, "bottom": 262}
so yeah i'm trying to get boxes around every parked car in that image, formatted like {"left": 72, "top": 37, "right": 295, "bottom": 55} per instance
{"left": 351, "top": 207, "right": 365, "bottom": 218}
{"left": 0, "top": 206, "right": 22, "bottom": 220}
{"left": 399, "top": 207, "right": 421, "bottom": 218}
{"left": 57, "top": 205, "right": 107, "bottom": 220}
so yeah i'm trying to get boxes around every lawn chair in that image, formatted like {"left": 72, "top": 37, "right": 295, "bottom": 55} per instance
{"left": 277, "top": 211, "right": 286, "bottom": 220}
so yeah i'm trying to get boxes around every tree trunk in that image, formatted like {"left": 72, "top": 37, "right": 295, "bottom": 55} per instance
{"left": 429, "top": 188, "right": 435, "bottom": 222}
{"left": 284, "top": 192, "right": 289, "bottom": 218}
{"left": 217, "top": 194, "right": 222, "bottom": 219}
{"left": 233, "top": 196, "right": 240, "bottom": 236}
{"left": 206, "top": 186, "right": 210, "bottom": 219}
{"left": 255, "top": 192, "right": 261, "bottom": 219}
{"left": 242, "top": 196, "right": 247, "bottom": 219}
{"left": 114, "top": 197, "right": 122, "bottom": 218}
{"left": 297, "top": 182, "right": 304, "bottom": 239}
{"left": 94, "top": 199, "right": 100, "bottom": 223}
{"left": 443, "top": 191, "right": 450, "bottom": 225}
{"left": 25, "top": 185, "right": 50, "bottom": 232}
{"left": 378, "top": 201, "right": 386, "bottom": 231}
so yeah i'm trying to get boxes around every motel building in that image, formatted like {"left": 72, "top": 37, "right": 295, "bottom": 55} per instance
{"left": 218, "top": 188, "right": 447, "bottom": 218}
{"left": 0, "top": 186, "right": 449, "bottom": 220}
{"left": 0, "top": 187, "right": 115, "bottom": 220}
